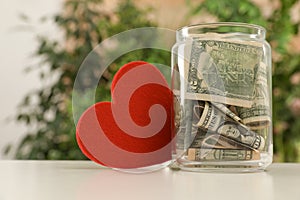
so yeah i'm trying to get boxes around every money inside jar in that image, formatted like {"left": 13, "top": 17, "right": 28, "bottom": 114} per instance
{"left": 173, "top": 38, "right": 271, "bottom": 162}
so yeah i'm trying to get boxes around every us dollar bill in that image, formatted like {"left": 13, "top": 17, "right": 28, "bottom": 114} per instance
{"left": 186, "top": 39, "right": 263, "bottom": 108}
{"left": 189, "top": 131, "right": 253, "bottom": 150}
{"left": 187, "top": 148, "right": 260, "bottom": 161}
{"left": 174, "top": 97, "right": 198, "bottom": 150}
{"left": 236, "top": 62, "right": 271, "bottom": 129}
{"left": 193, "top": 101, "right": 265, "bottom": 150}
{"left": 173, "top": 95, "right": 187, "bottom": 151}
{"left": 211, "top": 102, "right": 242, "bottom": 123}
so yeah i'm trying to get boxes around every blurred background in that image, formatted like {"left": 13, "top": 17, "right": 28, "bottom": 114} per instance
{"left": 1, "top": 0, "right": 300, "bottom": 162}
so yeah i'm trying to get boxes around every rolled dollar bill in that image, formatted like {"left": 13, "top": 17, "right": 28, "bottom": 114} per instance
{"left": 187, "top": 148, "right": 260, "bottom": 161}
{"left": 193, "top": 101, "right": 265, "bottom": 150}
{"left": 236, "top": 62, "right": 271, "bottom": 130}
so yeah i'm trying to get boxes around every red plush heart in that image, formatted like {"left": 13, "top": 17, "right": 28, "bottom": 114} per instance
{"left": 76, "top": 61, "right": 174, "bottom": 169}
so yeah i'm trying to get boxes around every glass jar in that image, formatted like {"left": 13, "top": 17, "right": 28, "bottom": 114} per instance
{"left": 171, "top": 22, "right": 272, "bottom": 172}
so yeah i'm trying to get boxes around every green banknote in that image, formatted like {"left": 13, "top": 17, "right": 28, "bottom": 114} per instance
{"left": 236, "top": 62, "right": 271, "bottom": 129}
{"left": 186, "top": 39, "right": 263, "bottom": 108}
{"left": 187, "top": 148, "right": 260, "bottom": 161}
{"left": 192, "top": 101, "right": 265, "bottom": 150}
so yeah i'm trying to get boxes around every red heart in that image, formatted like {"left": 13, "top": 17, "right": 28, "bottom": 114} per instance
{"left": 76, "top": 61, "right": 174, "bottom": 169}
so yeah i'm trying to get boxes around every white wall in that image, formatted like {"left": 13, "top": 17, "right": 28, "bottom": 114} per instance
{"left": 0, "top": 0, "right": 62, "bottom": 159}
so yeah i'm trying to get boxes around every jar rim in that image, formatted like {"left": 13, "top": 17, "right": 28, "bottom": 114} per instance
{"left": 177, "top": 22, "right": 265, "bottom": 32}
{"left": 176, "top": 22, "right": 266, "bottom": 41}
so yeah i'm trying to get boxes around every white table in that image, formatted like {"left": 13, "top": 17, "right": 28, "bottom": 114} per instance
{"left": 0, "top": 161, "right": 299, "bottom": 200}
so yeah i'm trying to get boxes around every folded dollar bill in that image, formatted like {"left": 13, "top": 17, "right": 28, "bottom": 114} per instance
{"left": 190, "top": 132, "right": 255, "bottom": 150}
{"left": 185, "top": 39, "right": 263, "bottom": 108}
{"left": 187, "top": 148, "right": 260, "bottom": 161}
{"left": 236, "top": 62, "right": 271, "bottom": 130}
{"left": 192, "top": 101, "right": 265, "bottom": 150}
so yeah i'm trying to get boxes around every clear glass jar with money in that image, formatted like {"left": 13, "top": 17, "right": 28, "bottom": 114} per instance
{"left": 171, "top": 23, "right": 272, "bottom": 172}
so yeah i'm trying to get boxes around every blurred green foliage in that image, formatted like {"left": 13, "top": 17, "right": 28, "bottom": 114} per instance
{"left": 8, "top": 0, "right": 170, "bottom": 160}
{"left": 7, "top": 0, "right": 300, "bottom": 162}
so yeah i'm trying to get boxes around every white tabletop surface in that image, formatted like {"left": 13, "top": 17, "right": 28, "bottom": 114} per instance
{"left": 0, "top": 161, "right": 299, "bottom": 200}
